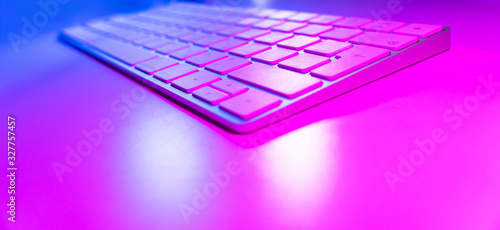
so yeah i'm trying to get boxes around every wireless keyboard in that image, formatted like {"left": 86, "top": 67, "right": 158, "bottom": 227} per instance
{"left": 60, "top": 3, "right": 450, "bottom": 133}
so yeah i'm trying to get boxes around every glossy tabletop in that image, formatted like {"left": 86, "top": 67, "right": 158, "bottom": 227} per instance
{"left": 1, "top": 0, "right": 500, "bottom": 229}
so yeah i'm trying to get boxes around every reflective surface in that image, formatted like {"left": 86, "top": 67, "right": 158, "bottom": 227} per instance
{"left": 1, "top": 0, "right": 500, "bottom": 229}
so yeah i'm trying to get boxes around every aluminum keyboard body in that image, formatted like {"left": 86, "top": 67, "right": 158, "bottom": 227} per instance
{"left": 60, "top": 3, "right": 450, "bottom": 133}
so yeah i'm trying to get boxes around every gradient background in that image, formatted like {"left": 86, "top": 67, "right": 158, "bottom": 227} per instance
{"left": 1, "top": 0, "right": 500, "bottom": 229}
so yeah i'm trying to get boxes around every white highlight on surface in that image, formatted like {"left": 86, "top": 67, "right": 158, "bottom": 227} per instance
{"left": 259, "top": 121, "right": 340, "bottom": 226}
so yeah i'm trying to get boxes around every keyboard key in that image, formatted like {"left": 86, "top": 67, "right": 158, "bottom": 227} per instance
{"left": 129, "top": 34, "right": 151, "bottom": 42}
{"left": 122, "top": 32, "right": 150, "bottom": 41}
{"left": 251, "top": 48, "right": 298, "bottom": 65}
{"left": 147, "top": 25, "right": 175, "bottom": 34}
{"left": 277, "top": 35, "right": 320, "bottom": 50}
{"left": 156, "top": 43, "right": 190, "bottom": 54}
{"left": 211, "top": 79, "right": 248, "bottom": 96}
{"left": 253, "top": 9, "right": 279, "bottom": 18}
{"left": 201, "top": 15, "right": 221, "bottom": 23}
{"left": 235, "top": 29, "right": 271, "bottom": 40}
{"left": 393, "top": 23, "right": 443, "bottom": 38}
{"left": 222, "top": 14, "right": 245, "bottom": 25}
{"left": 219, "top": 90, "right": 282, "bottom": 120}
{"left": 229, "top": 62, "right": 323, "bottom": 98}
{"left": 278, "top": 53, "right": 330, "bottom": 73}
{"left": 144, "top": 25, "right": 170, "bottom": 34}
{"left": 135, "top": 57, "right": 179, "bottom": 74}
{"left": 229, "top": 43, "right": 272, "bottom": 58}
{"left": 186, "top": 21, "right": 214, "bottom": 30}
{"left": 91, "top": 38, "right": 158, "bottom": 65}
{"left": 349, "top": 32, "right": 418, "bottom": 50}
{"left": 253, "top": 19, "right": 285, "bottom": 29}
{"left": 287, "top": 12, "right": 320, "bottom": 22}
{"left": 235, "top": 17, "right": 263, "bottom": 26}
{"left": 168, "top": 30, "right": 195, "bottom": 39}
{"left": 179, "top": 32, "right": 211, "bottom": 42}
{"left": 332, "top": 17, "right": 373, "bottom": 29}
{"left": 254, "top": 32, "right": 294, "bottom": 45}
{"left": 193, "top": 35, "right": 228, "bottom": 47}
{"left": 150, "top": 25, "right": 176, "bottom": 34}
{"left": 360, "top": 20, "right": 405, "bottom": 32}
{"left": 172, "top": 71, "right": 221, "bottom": 93}
{"left": 217, "top": 26, "right": 251, "bottom": 36}
{"left": 304, "top": 40, "right": 352, "bottom": 57}
{"left": 294, "top": 24, "right": 333, "bottom": 36}
{"left": 185, "top": 51, "right": 228, "bottom": 67}
{"left": 209, "top": 38, "right": 248, "bottom": 52}
{"left": 271, "top": 22, "right": 308, "bottom": 33}
{"left": 221, "top": 16, "right": 246, "bottom": 25}
{"left": 161, "top": 28, "right": 184, "bottom": 37}
{"left": 143, "top": 39, "right": 175, "bottom": 50}
{"left": 310, "top": 45, "right": 390, "bottom": 80}
{"left": 199, "top": 20, "right": 218, "bottom": 26}
{"left": 309, "top": 15, "right": 345, "bottom": 25}
{"left": 205, "top": 56, "right": 252, "bottom": 75}
{"left": 319, "top": 28, "right": 363, "bottom": 41}
{"left": 153, "top": 64, "right": 199, "bottom": 83}
{"left": 193, "top": 86, "right": 230, "bottom": 105}
{"left": 241, "top": 8, "right": 263, "bottom": 16}
{"left": 202, "top": 24, "right": 232, "bottom": 33}
{"left": 269, "top": 10, "right": 297, "bottom": 20}
{"left": 134, "top": 36, "right": 161, "bottom": 45}
{"left": 170, "top": 46, "right": 208, "bottom": 60}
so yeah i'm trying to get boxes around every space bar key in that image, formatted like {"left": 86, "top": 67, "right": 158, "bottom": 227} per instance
{"left": 228, "top": 63, "right": 323, "bottom": 99}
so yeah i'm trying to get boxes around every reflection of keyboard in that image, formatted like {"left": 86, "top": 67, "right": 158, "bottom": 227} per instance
{"left": 61, "top": 3, "right": 450, "bottom": 133}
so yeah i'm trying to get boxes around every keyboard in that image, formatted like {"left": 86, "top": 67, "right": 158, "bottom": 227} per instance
{"left": 60, "top": 3, "right": 450, "bottom": 133}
